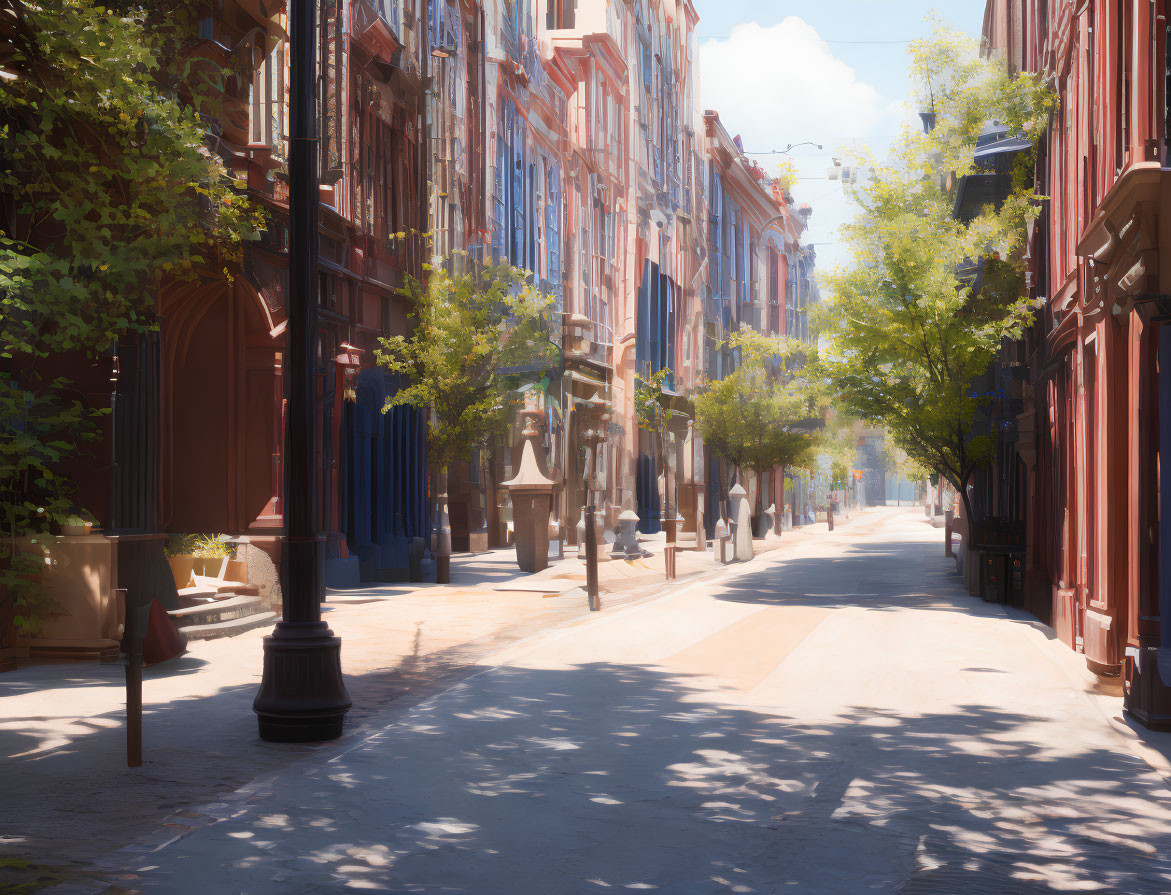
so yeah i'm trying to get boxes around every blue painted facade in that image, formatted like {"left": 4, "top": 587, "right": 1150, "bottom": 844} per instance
{"left": 635, "top": 260, "right": 679, "bottom": 533}
{"left": 343, "top": 370, "right": 430, "bottom": 581}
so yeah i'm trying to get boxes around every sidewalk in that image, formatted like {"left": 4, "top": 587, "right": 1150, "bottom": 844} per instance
{"left": 37, "top": 506, "right": 1171, "bottom": 895}
{"left": 434, "top": 507, "right": 872, "bottom": 603}
{"left": 0, "top": 509, "right": 878, "bottom": 891}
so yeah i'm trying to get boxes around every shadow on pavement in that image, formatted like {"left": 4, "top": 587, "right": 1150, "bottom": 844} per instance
{"left": 119, "top": 660, "right": 1171, "bottom": 894}
{"left": 711, "top": 537, "right": 1005, "bottom": 617}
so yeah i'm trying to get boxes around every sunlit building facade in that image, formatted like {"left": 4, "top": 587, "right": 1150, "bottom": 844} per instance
{"left": 41, "top": 0, "right": 821, "bottom": 606}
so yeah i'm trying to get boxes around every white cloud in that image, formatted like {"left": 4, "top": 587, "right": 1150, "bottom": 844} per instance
{"left": 699, "top": 17, "right": 901, "bottom": 272}
{"left": 699, "top": 17, "right": 887, "bottom": 149}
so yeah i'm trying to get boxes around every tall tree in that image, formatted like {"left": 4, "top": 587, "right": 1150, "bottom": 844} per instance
{"left": 819, "top": 23, "right": 1054, "bottom": 526}
{"left": 376, "top": 261, "right": 557, "bottom": 504}
{"left": 634, "top": 367, "right": 689, "bottom": 527}
{"left": 694, "top": 328, "right": 822, "bottom": 521}
{"left": 0, "top": 0, "right": 263, "bottom": 632}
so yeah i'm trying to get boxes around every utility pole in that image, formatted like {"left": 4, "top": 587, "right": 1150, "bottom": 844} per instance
{"left": 253, "top": 0, "right": 351, "bottom": 743}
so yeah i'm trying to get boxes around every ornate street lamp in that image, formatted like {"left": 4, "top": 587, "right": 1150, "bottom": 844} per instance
{"left": 253, "top": 0, "right": 351, "bottom": 743}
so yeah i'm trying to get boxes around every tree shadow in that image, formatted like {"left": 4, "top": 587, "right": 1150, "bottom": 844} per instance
{"left": 711, "top": 538, "right": 1004, "bottom": 617}
{"left": 0, "top": 612, "right": 595, "bottom": 877}
{"left": 109, "top": 661, "right": 1171, "bottom": 894}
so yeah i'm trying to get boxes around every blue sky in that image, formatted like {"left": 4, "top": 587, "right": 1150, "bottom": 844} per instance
{"left": 694, "top": 2, "right": 988, "bottom": 272}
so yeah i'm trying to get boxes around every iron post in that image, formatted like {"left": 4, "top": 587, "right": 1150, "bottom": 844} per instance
{"left": 254, "top": 0, "right": 351, "bottom": 743}
{"left": 583, "top": 399, "right": 608, "bottom": 612}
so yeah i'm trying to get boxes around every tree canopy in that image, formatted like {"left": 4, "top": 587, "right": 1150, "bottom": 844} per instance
{"left": 819, "top": 23, "right": 1054, "bottom": 522}
{"left": 1, "top": 0, "right": 263, "bottom": 360}
{"left": 694, "top": 328, "right": 822, "bottom": 478}
{"left": 1, "top": 0, "right": 264, "bottom": 632}
{"left": 635, "top": 367, "right": 688, "bottom": 448}
{"left": 376, "top": 261, "right": 558, "bottom": 480}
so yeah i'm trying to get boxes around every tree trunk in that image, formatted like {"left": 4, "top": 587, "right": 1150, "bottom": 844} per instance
{"left": 435, "top": 464, "right": 451, "bottom": 583}
{"left": 660, "top": 431, "right": 671, "bottom": 526}
{"left": 777, "top": 465, "right": 785, "bottom": 536}
{"left": 955, "top": 474, "right": 975, "bottom": 549}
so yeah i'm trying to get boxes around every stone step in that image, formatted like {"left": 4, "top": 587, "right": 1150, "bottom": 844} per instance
{"left": 176, "top": 588, "right": 220, "bottom": 609}
{"left": 168, "top": 594, "right": 264, "bottom": 629}
{"left": 177, "top": 611, "right": 278, "bottom": 641}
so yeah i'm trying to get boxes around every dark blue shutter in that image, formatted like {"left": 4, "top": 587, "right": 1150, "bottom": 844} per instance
{"left": 547, "top": 163, "right": 562, "bottom": 311}
{"left": 526, "top": 162, "right": 536, "bottom": 272}
{"left": 510, "top": 108, "right": 526, "bottom": 266}
{"left": 492, "top": 134, "right": 506, "bottom": 261}
{"left": 636, "top": 261, "right": 651, "bottom": 377}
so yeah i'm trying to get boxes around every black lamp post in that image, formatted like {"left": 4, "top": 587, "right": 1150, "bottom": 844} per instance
{"left": 253, "top": 0, "right": 351, "bottom": 743}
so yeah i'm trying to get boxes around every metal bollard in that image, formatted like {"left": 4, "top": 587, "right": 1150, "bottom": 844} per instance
{"left": 585, "top": 505, "right": 600, "bottom": 612}
{"left": 944, "top": 510, "right": 954, "bottom": 557}
{"left": 125, "top": 600, "right": 150, "bottom": 768}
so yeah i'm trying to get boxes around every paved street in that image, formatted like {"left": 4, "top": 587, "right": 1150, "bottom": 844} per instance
{"left": 49, "top": 508, "right": 1171, "bottom": 894}
{"left": 0, "top": 514, "right": 842, "bottom": 891}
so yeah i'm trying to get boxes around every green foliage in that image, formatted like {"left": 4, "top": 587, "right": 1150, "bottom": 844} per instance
{"left": 634, "top": 367, "right": 688, "bottom": 443}
{"left": 694, "top": 328, "right": 822, "bottom": 475}
{"left": 163, "top": 533, "right": 233, "bottom": 559}
{"left": 820, "top": 411, "right": 865, "bottom": 484}
{"left": 1, "top": 0, "right": 265, "bottom": 360}
{"left": 881, "top": 443, "right": 931, "bottom": 487}
{"left": 0, "top": 374, "right": 102, "bottom": 633}
{"left": 0, "top": 0, "right": 264, "bottom": 631}
{"left": 376, "top": 261, "right": 558, "bottom": 478}
{"left": 830, "top": 460, "right": 849, "bottom": 490}
{"left": 819, "top": 23, "right": 1054, "bottom": 514}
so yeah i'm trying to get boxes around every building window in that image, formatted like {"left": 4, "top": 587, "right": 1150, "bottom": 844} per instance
{"left": 547, "top": 0, "right": 575, "bottom": 30}
{"left": 319, "top": 0, "right": 345, "bottom": 178}
{"left": 251, "top": 40, "right": 286, "bottom": 152}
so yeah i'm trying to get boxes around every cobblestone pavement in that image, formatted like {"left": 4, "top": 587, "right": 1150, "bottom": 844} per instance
{"left": 30, "top": 508, "right": 1171, "bottom": 894}
{"left": 0, "top": 515, "right": 864, "bottom": 892}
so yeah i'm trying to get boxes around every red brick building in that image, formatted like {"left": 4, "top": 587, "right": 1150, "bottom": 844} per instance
{"left": 982, "top": 0, "right": 1171, "bottom": 726}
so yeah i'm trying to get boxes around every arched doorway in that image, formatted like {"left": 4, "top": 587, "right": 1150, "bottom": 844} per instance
{"left": 160, "top": 280, "right": 282, "bottom": 534}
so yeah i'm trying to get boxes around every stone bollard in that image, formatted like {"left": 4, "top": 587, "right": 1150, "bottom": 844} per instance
{"left": 729, "top": 484, "right": 753, "bottom": 561}
{"left": 613, "top": 509, "right": 641, "bottom": 559}
{"left": 503, "top": 421, "right": 555, "bottom": 573}
{"left": 712, "top": 517, "right": 730, "bottom": 564}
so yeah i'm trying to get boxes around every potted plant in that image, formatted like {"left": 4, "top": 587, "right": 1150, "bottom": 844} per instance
{"left": 60, "top": 514, "right": 93, "bottom": 537}
{"left": 164, "top": 533, "right": 200, "bottom": 588}
{"left": 190, "top": 534, "right": 234, "bottom": 576}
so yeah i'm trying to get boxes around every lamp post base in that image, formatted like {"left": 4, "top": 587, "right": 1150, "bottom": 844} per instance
{"left": 254, "top": 620, "right": 351, "bottom": 743}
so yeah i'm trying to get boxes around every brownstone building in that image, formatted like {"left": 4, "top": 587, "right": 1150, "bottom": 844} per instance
{"left": 982, "top": 0, "right": 1171, "bottom": 727}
